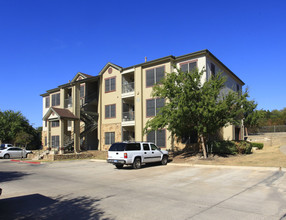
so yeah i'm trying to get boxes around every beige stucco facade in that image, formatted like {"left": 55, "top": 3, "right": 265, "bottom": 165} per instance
{"left": 41, "top": 50, "right": 245, "bottom": 153}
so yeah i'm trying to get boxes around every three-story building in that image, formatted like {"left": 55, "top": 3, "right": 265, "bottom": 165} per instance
{"left": 41, "top": 49, "right": 245, "bottom": 153}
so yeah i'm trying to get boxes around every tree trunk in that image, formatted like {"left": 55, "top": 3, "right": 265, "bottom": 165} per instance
{"left": 200, "top": 136, "right": 207, "bottom": 158}
{"left": 245, "top": 127, "right": 248, "bottom": 137}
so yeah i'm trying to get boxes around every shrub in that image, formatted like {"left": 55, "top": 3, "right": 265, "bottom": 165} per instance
{"left": 208, "top": 141, "right": 237, "bottom": 155}
{"left": 208, "top": 140, "right": 253, "bottom": 155}
{"left": 251, "top": 142, "right": 264, "bottom": 150}
{"left": 235, "top": 141, "right": 252, "bottom": 154}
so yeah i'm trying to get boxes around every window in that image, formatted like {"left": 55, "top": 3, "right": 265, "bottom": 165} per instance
{"left": 80, "top": 85, "right": 85, "bottom": 98}
{"left": 105, "top": 104, "right": 116, "bottom": 118}
{"left": 236, "top": 84, "right": 240, "bottom": 92}
{"left": 45, "top": 136, "right": 47, "bottom": 146}
{"left": 105, "top": 132, "right": 115, "bottom": 145}
{"left": 51, "top": 121, "right": 59, "bottom": 127}
{"left": 146, "top": 66, "right": 165, "bottom": 87}
{"left": 147, "top": 130, "right": 166, "bottom": 147}
{"left": 45, "top": 97, "right": 50, "bottom": 108}
{"left": 125, "top": 143, "right": 141, "bottom": 151}
{"left": 143, "top": 144, "right": 150, "bottom": 151}
{"left": 146, "top": 98, "right": 165, "bottom": 117}
{"left": 52, "top": 93, "right": 60, "bottom": 106}
{"left": 51, "top": 136, "right": 59, "bottom": 148}
{"left": 180, "top": 61, "right": 197, "bottom": 73}
{"left": 105, "top": 77, "right": 116, "bottom": 93}
{"left": 211, "top": 63, "right": 215, "bottom": 77}
{"left": 45, "top": 121, "right": 47, "bottom": 127}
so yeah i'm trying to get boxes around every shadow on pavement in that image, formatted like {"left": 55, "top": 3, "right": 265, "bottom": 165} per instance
{"left": 0, "top": 194, "right": 111, "bottom": 220}
{"left": 0, "top": 171, "right": 30, "bottom": 183}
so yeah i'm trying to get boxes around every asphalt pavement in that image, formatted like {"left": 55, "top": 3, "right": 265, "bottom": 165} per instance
{"left": 0, "top": 159, "right": 286, "bottom": 220}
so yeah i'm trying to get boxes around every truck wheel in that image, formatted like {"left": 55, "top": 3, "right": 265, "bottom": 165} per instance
{"left": 4, "top": 154, "right": 10, "bottom": 159}
{"left": 132, "top": 158, "right": 141, "bottom": 169}
{"left": 161, "top": 155, "right": 168, "bottom": 165}
{"left": 115, "top": 164, "right": 124, "bottom": 169}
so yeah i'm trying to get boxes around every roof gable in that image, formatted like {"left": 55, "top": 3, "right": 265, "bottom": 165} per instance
{"left": 43, "top": 107, "right": 79, "bottom": 121}
{"left": 71, "top": 72, "right": 93, "bottom": 83}
{"left": 98, "top": 62, "right": 123, "bottom": 75}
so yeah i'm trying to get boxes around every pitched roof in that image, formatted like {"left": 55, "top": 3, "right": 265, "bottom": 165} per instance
{"left": 98, "top": 62, "right": 123, "bottom": 75}
{"left": 80, "top": 73, "right": 93, "bottom": 78}
{"left": 43, "top": 107, "right": 79, "bottom": 121}
{"left": 71, "top": 72, "right": 94, "bottom": 82}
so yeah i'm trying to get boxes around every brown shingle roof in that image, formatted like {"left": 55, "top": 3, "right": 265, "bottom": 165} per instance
{"left": 52, "top": 108, "right": 79, "bottom": 120}
{"left": 80, "top": 72, "right": 93, "bottom": 78}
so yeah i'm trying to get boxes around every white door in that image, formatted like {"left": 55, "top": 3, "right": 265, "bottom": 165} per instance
{"left": 142, "top": 144, "right": 153, "bottom": 163}
{"left": 150, "top": 144, "right": 162, "bottom": 162}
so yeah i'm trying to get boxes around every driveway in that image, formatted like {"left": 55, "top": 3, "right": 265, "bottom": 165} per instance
{"left": 0, "top": 160, "right": 285, "bottom": 220}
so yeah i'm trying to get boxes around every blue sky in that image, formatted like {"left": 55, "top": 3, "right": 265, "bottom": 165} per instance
{"left": 0, "top": 0, "right": 285, "bottom": 128}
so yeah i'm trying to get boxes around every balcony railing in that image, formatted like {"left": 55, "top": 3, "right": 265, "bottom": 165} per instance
{"left": 122, "top": 82, "right": 134, "bottom": 94}
{"left": 64, "top": 97, "right": 72, "bottom": 108}
{"left": 122, "top": 111, "right": 134, "bottom": 121}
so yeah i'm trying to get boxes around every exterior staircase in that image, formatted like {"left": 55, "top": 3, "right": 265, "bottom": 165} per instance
{"left": 63, "top": 93, "right": 98, "bottom": 152}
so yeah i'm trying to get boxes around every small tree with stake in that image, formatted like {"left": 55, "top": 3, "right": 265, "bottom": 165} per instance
{"left": 144, "top": 66, "right": 249, "bottom": 158}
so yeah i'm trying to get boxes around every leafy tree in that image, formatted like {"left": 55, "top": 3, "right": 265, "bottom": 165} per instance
{"left": 14, "top": 131, "right": 33, "bottom": 148}
{"left": 144, "top": 66, "right": 249, "bottom": 158}
{"left": 0, "top": 110, "right": 41, "bottom": 149}
{"left": 242, "top": 99, "right": 265, "bottom": 135}
{"left": 0, "top": 110, "right": 30, "bottom": 144}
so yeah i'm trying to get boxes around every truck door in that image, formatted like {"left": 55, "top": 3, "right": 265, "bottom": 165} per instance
{"left": 142, "top": 144, "right": 153, "bottom": 163}
{"left": 150, "top": 144, "right": 162, "bottom": 162}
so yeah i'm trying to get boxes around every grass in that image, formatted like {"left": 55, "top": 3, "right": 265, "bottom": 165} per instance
{"left": 172, "top": 145, "right": 286, "bottom": 168}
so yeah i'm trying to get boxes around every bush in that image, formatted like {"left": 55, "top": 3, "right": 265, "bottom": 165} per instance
{"left": 208, "top": 141, "right": 237, "bottom": 155}
{"left": 208, "top": 140, "right": 253, "bottom": 155}
{"left": 235, "top": 141, "right": 252, "bottom": 154}
{"left": 251, "top": 142, "right": 264, "bottom": 150}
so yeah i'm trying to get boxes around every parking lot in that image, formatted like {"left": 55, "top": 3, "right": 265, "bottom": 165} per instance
{"left": 0, "top": 159, "right": 286, "bottom": 220}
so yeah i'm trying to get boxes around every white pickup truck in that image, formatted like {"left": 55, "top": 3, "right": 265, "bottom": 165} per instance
{"left": 107, "top": 142, "right": 169, "bottom": 169}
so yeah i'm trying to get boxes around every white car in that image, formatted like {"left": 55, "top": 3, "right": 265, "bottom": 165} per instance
{"left": 107, "top": 142, "right": 169, "bottom": 169}
{"left": 0, "top": 147, "right": 31, "bottom": 159}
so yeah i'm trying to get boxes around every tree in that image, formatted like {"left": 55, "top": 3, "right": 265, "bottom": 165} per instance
{"left": 242, "top": 99, "right": 265, "bottom": 136}
{"left": 0, "top": 110, "right": 41, "bottom": 149}
{"left": 144, "top": 66, "right": 248, "bottom": 158}
{"left": 14, "top": 131, "right": 33, "bottom": 148}
{"left": 0, "top": 110, "right": 30, "bottom": 144}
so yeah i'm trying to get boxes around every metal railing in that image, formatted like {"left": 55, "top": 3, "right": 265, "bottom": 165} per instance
{"left": 80, "top": 91, "right": 98, "bottom": 107}
{"left": 122, "top": 111, "right": 135, "bottom": 121}
{"left": 122, "top": 82, "right": 134, "bottom": 94}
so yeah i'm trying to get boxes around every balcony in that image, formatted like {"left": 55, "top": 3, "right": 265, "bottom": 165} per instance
{"left": 122, "top": 111, "right": 135, "bottom": 126}
{"left": 64, "top": 97, "right": 72, "bottom": 108}
{"left": 122, "top": 82, "right": 134, "bottom": 94}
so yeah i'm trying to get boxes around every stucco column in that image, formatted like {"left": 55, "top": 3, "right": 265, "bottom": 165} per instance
{"left": 74, "top": 119, "right": 80, "bottom": 153}
{"left": 59, "top": 119, "right": 65, "bottom": 154}
{"left": 47, "top": 121, "right": 51, "bottom": 150}
{"left": 60, "top": 88, "right": 65, "bottom": 108}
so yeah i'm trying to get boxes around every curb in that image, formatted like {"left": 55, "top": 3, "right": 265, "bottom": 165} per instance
{"left": 10, "top": 159, "right": 41, "bottom": 165}
{"left": 168, "top": 162, "right": 284, "bottom": 171}
{"left": 90, "top": 159, "right": 106, "bottom": 163}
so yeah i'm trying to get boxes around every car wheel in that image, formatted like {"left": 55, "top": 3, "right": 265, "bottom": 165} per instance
{"left": 4, "top": 154, "right": 10, "bottom": 159}
{"left": 115, "top": 164, "right": 124, "bottom": 169}
{"left": 132, "top": 158, "right": 141, "bottom": 169}
{"left": 161, "top": 155, "right": 168, "bottom": 165}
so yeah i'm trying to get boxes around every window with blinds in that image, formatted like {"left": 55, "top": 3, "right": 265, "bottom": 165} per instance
{"left": 146, "top": 66, "right": 165, "bottom": 87}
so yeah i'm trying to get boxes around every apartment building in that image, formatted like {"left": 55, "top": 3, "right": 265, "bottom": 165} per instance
{"left": 41, "top": 49, "right": 245, "bottom": 153}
